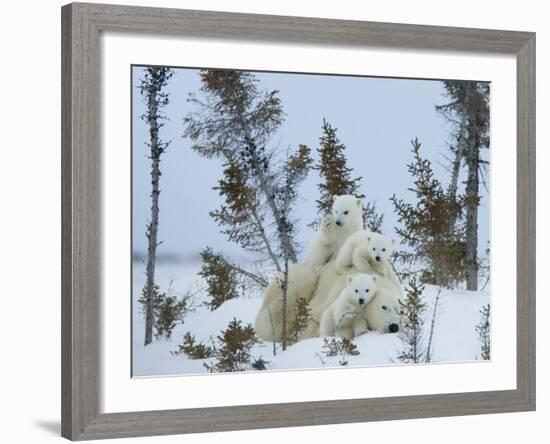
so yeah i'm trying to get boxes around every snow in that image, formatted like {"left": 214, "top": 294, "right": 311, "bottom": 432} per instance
{"left": 132, "top": 260, "right": 490, "bottom": 377}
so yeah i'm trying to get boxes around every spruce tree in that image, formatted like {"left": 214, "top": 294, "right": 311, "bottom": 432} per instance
{"left": 397, "top": 277, "right": 427, "bottom": 364}
{"left": 173, "top": 332, "right": 215, "bottom": 359}
{"left": 391, "top": 138, "right": 467, "bottom": 287}
{"left": 314, "top": 119, "right": 383, "bottom": 231}
{"left": 321, "top": 337, "right": 360, "bottom": 366}
{"left": 315, "top": 118, "right": 363, "bottom": 214}
{"left": 174, "top": 321, "right": 260, "bottom": 372}
{"left": 291, "top": 298, "right": 312, "bottom": 344}
{"left": 204, "top": 319, "right": 259, "bottom": 372}
{"left": 475, "top": 304, "right": 491, "bottom": 360}
{"left": 198, "top": 248, "right": 239, "bottom": 311}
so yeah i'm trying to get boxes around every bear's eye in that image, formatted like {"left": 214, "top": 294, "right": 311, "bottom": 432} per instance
{"left": 382, "top": 248, "right": 386, "bottom": 252}
{"left": 344, "top": 211, "right": 349, "bottom": 215}
{"left": 381, "top": 305, "right": 388, "bottom": 310}
{"left": 373, "top": 247, "right": 376, "bottom": 251}
{"left": 365, "top": 289, "right": 369, "bottom": 293}
{"left": 354, "top": 289, "right": 358, "bottom": 293}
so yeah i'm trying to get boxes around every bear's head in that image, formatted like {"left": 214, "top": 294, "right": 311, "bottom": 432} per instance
{"left": 332, "top": 195, "right": 363, "bottom": 229}
{"left": 365, "top": 287, "right": 402, "bottom": 334}
{"left": 346, "top": 273, "right": 377, "bottom": 306}
{"left": 367, "top": 233, "right": 395, "bottom": 263}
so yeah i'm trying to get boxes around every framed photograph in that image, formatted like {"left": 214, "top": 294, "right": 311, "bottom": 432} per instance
{"left": 62, "top": 2, "right": 535, "bottom": 440}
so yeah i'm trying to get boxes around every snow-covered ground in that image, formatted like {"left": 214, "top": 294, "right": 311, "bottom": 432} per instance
{"left": 132, "top": 260, "right": 490, "bottom": 377}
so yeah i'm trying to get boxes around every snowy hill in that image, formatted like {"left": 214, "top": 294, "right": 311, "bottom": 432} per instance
{"left": 132, "top": 260, "right": 490, "bottom": 377}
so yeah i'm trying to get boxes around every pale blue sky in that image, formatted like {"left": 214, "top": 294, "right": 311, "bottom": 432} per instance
{"left": 132, "top": 67, "right": 490, "bottom": 262}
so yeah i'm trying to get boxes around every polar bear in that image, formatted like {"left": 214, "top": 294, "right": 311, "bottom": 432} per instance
{"left": 364, "top": 276, "right": 402, "bottom": 334}
{"left": 335, "top": 231, "right": 400, "bottom": 288}
{"left": 303, "top": 195, "right": 363, "bottom": 267}
{"left": 320, "top": 273, "right": 377, "bottom": 339}
{"left": 254, "top": 263, "right": 319, "bottom": 342}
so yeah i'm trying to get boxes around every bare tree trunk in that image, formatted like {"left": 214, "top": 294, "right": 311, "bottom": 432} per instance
{"left": 141, "top": 68, "right": 172, "bottom": 346}
{"left": 250, "top": 206, "right": 281, "bottom": 271}
{"left": 411, "top": 325, "right": 417, "bottom": 363}
{"left": 425, "top": 287, "right": 441, "bottom": 363}
{"left": 144, "top": 136, "right": 161, "bottom": 346}
{"left": 240, "top": 123, "right": 297, "bottom": 263}
{"left": 248, "top": 144, "right": 297, "bottom": 263}
{"left": 465, "top": 120, "right": 480, "bottom": 291}
{"left": 449, "top": 110, "right": 468, "bottom": 201}
{"left": 440, "top": 114, "right": 467, "bottom": 289}
{"left": 268, "top": 308, "right": 277, "bottom": 356}
{"left": 281, "top": 257, "right": 289, "bottom": 351}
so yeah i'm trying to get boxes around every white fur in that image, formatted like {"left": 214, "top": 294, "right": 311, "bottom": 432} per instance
{"left": 302, "top": 243, "right": 403, "bottom": 338}
{"left": 320, "top": 273, "right": 377, "bottom": 338}
{"left": 254, "top": 263, "right": 320, "bottom": 343}
{"left": 303, "top": 195, "right": 363, "bottom": 267}
{"left": 335, "top": 231, "right": 401, "bottom": 288}
{"left": 364, "top": 275, "right": 402, "bottom": 334}
{"left": 301, "top": 260, "right": 347, "bottom": 339}
{"left": 255, "top": 204, "right": 402, "bottom": 342}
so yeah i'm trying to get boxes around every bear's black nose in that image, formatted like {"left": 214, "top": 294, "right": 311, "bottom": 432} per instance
{"left": 335, "top": 221, "right": 342, "bottom": 226}
{"left": 358, "top": 298, "right": 365, "bottom": 305}
{"left": 389, "top": 323, "right": 399, "bottom": 333}
{"left": 375, "top": 255, "right": 381, "bottom": 262}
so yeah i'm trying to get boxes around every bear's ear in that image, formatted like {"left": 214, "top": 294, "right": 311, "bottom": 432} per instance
{"left": 333, "top": 195, "right": 339, "bottom": 202}
{"left": 367, "top": 236, "right": 371, "bottom": 242}
{"left": 356, "top": 198, "right": 362, "bottom": 207}
{"left": 372, "top": 275, "right": 377, "bottom": 282}
{"left": 391, "top": 239, "right": 395, "bottom": 245}
{"left": 347, "top": 275, "right": 354, "bottom": 285}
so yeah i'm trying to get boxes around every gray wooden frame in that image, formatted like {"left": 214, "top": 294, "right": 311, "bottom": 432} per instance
{"left": 61, "top": 2, "right": 536, "bottom": 440}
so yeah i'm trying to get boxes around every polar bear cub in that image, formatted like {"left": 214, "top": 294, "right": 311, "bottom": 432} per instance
{"left": 335, "top": 231, "right": 400, "bottom": 287}
{"left": 320, "top": 273, "right": 377, "bottom": 339}
{"left": 304, "top": 195, "right": 363, "bottom": 267}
